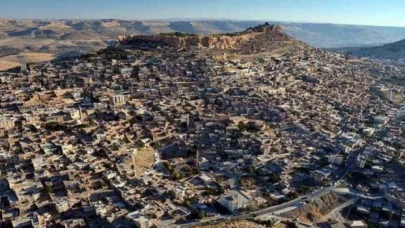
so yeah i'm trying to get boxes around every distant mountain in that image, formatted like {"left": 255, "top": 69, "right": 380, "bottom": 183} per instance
{"left": 2, "top": 19, "right": 405, "bottom": 61}
{"left": 278, "top": 23, "right": 405, "bottom": 48}
{"left": 343, "top": 39, "right": 405, "bottom": 60}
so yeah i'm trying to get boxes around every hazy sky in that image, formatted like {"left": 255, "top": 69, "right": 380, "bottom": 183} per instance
{"left": 1, "top": 0, "right": 405, "bottom": 27}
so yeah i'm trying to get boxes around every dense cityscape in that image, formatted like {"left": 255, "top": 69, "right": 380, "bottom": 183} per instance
{"left": 0, "top": 22, "right": 405, "bottom": 228}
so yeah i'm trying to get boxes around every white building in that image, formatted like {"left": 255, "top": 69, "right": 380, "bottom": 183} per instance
{"left": 356, "top": 156, "right": 367, "bottom": 168}
{"left": 350, "top": 220, "right": 368, "bottom": 228}
{"left": 126, "top": 212, "right": 151, "bottom": 228}
{"left": 218, "top": 190, "right": 248, "bottom": 213}
{"left": 110, "top": 94, "right": 126, "bottom": 107}
{"left": 69, "top": 108, "right": 82, "bottom": 120}
{"left": 94, "top": 102, "right": 108, "bottom": 110}
{"left": 328, "top": 155, "right": 343, "bottom": 165}
{"left": 371, "top": 165, "right": 384, "bottom": 173}
{"left": 120, "top": 67, "right": 133, "bottom": 74}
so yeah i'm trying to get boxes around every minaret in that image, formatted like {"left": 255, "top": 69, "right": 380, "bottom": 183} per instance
{"left": 79, "top": 106, "right": 83, "bottom": 121}
{"left": 132, "top": 149, "right": 138, "bottom": 177}
{"left": 196, "top": 148, "right": 200, "bottom": 170}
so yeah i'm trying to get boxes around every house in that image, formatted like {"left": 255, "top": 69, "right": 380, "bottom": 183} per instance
{"left": 328, "top": 155, "right": 343, "bottom": 165}
{"left": 400, "top": 217, "right": 405, "bottom": 227}
{"left": 62, "top": 218, "right": 86, "bottom": 228}
{"left": 310, "top": 168, "right": 332, "bottom": 183}
{"left": 218, "top": 190, "right": 248, "bottom": 213}
{"left": 371, "top": 166, "right": 384, "bottom": 173}
{"left": 350, "top": 220, "right": 368, "bottom": 228}
{"left": 110, "top": 94, "right": 126, "bottom": 107}
{"left": 356, "top": 206, "right": 370, "bottom": 215}
{"left": 270, "top": 192, "right": 285, "bottom": 201}
{"left": 127, "top": 212, "right": 152, "bottom": 228}
{"left": 0, "top": 118, "right": 15, "bottom": 130}
{"left": 11, "top": 218, "right": 33, "bottom": 228}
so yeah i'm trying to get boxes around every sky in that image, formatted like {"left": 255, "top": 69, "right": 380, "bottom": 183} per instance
{"left": 1, "top": 0, "right": 405, "bottom": 27}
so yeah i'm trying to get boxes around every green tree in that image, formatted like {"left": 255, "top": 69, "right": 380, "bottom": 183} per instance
{"left": 245, "top": 166, "right": 255, "bottom": 174}
{"left": 168, "top": 190, "right": 176, "bottom": 199}
{"left": 172, "top": 172, "right": 182, "bottom": 180}
{"left": 164, "top": 161, "right": 173, "bottom": 172}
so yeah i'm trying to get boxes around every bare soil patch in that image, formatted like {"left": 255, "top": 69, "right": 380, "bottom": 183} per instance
{"left": 0, "top": 60, "right": 20, "bottom": 71}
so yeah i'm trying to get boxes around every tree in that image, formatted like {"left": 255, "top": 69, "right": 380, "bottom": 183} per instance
{"left": 245, "top": 166, "right": 255, "bottom": 174}
{"left": 97, "top": 46, "right": 128, "bottom": 60}
{"left": 268, "top": 174, "right": 281, "bottom": 183}
{"left": 172, "top": 172, "right": 182, "bottom": 180}
{"left": 88, "top": 118, "right": 96, "bottom": 126}
{"left": 255, "top": 168, "right": 265, "bottom": 176}
{"left": 320, "top": 179, "right": 329, "bottom": 187}
{"left": 238, "top": 122, "right": 247, "bottom": 131}
{"left": 364, "top": 161, "right": 373, "bottom": 169}
{"left": 45, "top": 186, "right": 53, "bottom": 194}
{"left": 307, "top": 212, "right": 315, "bottom": 221}
{"left": 135, "top": 140, "right": 146, "bottom": 148}
{"left": 168, "top": 190, "right": 176, "bottom": 199}
{"left": 287, "top": 192, "right": 299, "bottom": 200}
{"left": 182, "top": 166, "right": 192, "bottom": 172}
{"left": 392, "top": 151, "right": 401, "bottom": 162}
{"left": 388, "top": 212, "right": 394, "bottom": 221}
{"left": 196, "top": 211, "right": 204, "bottom": 219}
{"left": 392, "top": 141, "right": 403, "bottom": 150}
{"left": 191, "top": 167, "right": 200, "bottom": 175}
{"left": 191, "top": 144, "right": 199, "bottom": 151}
{"left": 110, "top": 143, "right": 119, "bottom": 151}
{"left": 297, "top": 185, "right": 312, "bottom": 194}
{"left": 183, "top": 200, "right": 191, "bottom": 207}
{"left": 164, "top": 161, "right": 173, "bottom": 171}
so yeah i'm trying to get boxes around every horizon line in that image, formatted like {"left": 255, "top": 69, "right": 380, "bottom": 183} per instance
{"left": 1, "top": 17, "right": 405, "bottom": 28}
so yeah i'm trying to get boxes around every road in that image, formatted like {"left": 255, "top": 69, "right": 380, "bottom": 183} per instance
{"left": 174, "top": 119, "right": 400, "bottom": 228}
{"left": 332, "top": 188, "right": 384, "bottom": 200}
{"left": 320, "top": 197, "right": 359, "bottom": 223}
{"left": 174, "top": 145, "right": 361, "bottom": 228}
{"left": 175, "top": 186, "right": 334, "bottom": 228}
{"left": 335, "top": 118, "right": 398, "bottom": 182}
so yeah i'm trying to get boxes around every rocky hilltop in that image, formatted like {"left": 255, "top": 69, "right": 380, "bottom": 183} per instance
{"left": 118, "top": 23, "right": 295, "bottom": 53}
{"left": 4, "top": 19, "right": 405, "bottom": 70}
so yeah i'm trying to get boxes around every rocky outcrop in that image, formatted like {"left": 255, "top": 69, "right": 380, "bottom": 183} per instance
{"left": 118, "top": 24, "right": 293, "bottom": 51}
{"left": 281, "top": 192, "right": 350, "bottom": 223}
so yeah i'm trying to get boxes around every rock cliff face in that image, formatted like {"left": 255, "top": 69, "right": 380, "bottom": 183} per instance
{"left": 118, "top": 24, "right": 293, "bottom": 51}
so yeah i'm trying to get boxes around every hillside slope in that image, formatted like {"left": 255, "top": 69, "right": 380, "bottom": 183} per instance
{"left": 0, "top": 19, "right": 405, "bottom": 50}
{"left": 2, "top": 19, "right": 405, "bottom": 70}
{"left": 346, "top": 39, "right": 405, "bottom": 60}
